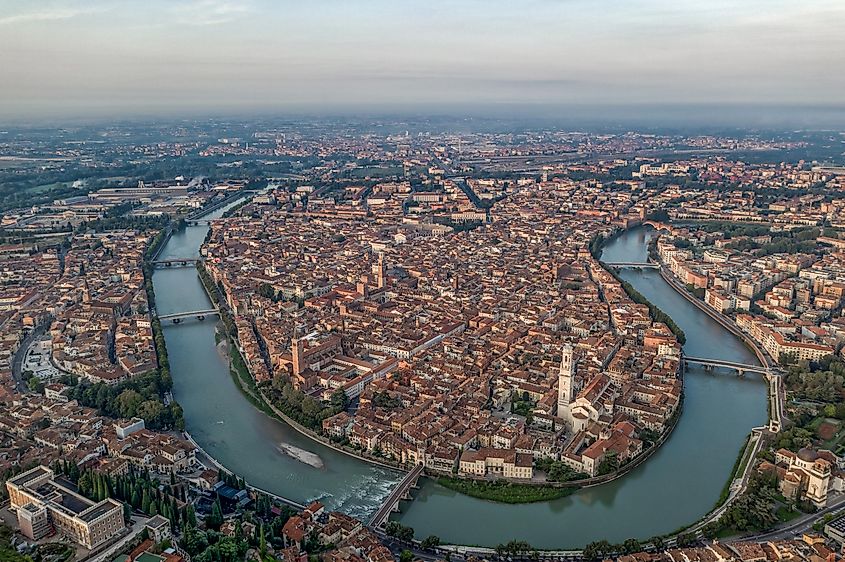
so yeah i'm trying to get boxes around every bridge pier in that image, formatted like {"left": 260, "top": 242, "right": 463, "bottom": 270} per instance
{"left": 172, "top": 318, "right": 181, "bottom": 324}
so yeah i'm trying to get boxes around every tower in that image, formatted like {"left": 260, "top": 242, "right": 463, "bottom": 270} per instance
{"left": 376, "top": 253, "right": 386, "bottom": 289}
{"left": 557, "top": 344, "right": 574, "bottom": 415}
{"left": 292, "top": 337, "right": 303, "bottom": 378}
{"left": 291, "top": 323, "right": 304, "bottom": 378}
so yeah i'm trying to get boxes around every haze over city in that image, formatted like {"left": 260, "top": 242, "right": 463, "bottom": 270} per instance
{"left": 2, "top": 0, "right": 845, "bottom": 124}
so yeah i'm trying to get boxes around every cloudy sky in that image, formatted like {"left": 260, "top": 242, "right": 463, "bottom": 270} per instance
{"left": 1, "top": 0, "right": 844, "bottom": 120}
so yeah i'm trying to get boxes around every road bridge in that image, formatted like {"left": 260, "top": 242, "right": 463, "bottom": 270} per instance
{"left": 683, "top": 355, "right": 772, "bottom": 376}
{"left": 602, "top": 261, "right": 660, "bottom": 269}
{"left": 368, "top": 463, "right": 424, "bottom": 528}
{"left": 152, "top": 257, "right": 199, "bottom": 268}
{"left": 158, "top": 309, "right": 219, "bottom": 323}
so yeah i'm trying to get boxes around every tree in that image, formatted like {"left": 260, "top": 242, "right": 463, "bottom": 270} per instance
{"left": 399, "top": 550, "right": 413, "bottom": 562}
{"left": 207, "top": 498, "right": 223, "bottom": 530}
{"left": 583, "top": 540, "right": 613, "bottom": 560}
{"left": 217, "top": 537, "right": 239, "bottom": 562}
{"left": 330, "top": 389, "right": 349, "bottom": 411}
{"left": 138, "top": 400, "right": 165, "bottom": 424}
{"left": 596, "top": 452, "right": 620, "bottom": 476}
{"left": 259, "top": 523, "right": 267, "bottom": 557}
{"left": 141, "top": 489, "right": 152, "bottom": 514}
{"left": 622, "top": 538, "right": 641, "bottom": 554}
{"left": 384, "top": 521, "right": 414, "bottom": 542}
{"left": 116, "top": 389, "right": 144, "bottom": 417}
{"left": 79, "top": 472, "right": 93, "bottom": 498}
{"left": 420, "top": 535, "right": 441, "bottom": 549}
{"left": 27, "top": 376, "right": 44, "bottom": 393}
{"left": 183, "top": 528, "right": 208, "bottom": 556}
{"left": 123, "top": 502, "right": 133, "bottom": 524}
{"left": 258, "top": 283, "right": 276, "bottom": 301}
{"left": 675, "top": 533, "right": 695, "bottom": 547}
{"left": 187, "top": 504, "right": 197, "bottom": 528}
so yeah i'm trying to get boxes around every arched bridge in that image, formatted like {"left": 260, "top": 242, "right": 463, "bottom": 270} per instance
{"left": 368, "top": 463, "right": 424, "bottom": 528}
{"left": 683, "top": 356, "right": 773, "bottom": 376}
{"left": 158, "top": 309, "right": 220, "bottom": 324}
{"left": 152, "top": 257, "right": 199, "bottom": 268}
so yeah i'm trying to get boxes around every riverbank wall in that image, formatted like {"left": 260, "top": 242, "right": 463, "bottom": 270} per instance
{"left": 182, "top": 430, "right": 306, "bottom": 511}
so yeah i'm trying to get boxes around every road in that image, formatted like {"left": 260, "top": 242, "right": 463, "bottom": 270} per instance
{"left": 10, "top": 323, "right": 49, "bottom": 393}
{"left": 737, "top": 494, "right": 845, "bottom": 542}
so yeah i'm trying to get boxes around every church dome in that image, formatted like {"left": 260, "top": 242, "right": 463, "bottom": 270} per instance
{"left": 797, "top": 447, "right": 818, "bottom": 463}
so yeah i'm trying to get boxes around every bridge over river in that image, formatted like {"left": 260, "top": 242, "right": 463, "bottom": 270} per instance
{"left": 603, "top": 261, "right": 660, "bottom": 269}
{"left": 158, "top": 309, "right": 219, "bottom": 323}
{"left": 152, "top": 257, "right": 200, "bottom": 268}
{"left": 368, "top": 464, "right": 424, "bottom": 528}
{"left": 683, "top": 355, "right": 774, "bottom": 377}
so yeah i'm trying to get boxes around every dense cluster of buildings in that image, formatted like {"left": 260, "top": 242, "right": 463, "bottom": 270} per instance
{"left": 0, "top": 394, "right": 196, "bottom": 475}
{"left": 3, "top": 122, "right": 845, "bottom": 560}
{"left": 49, "top": 231, "right": 158, "bottom": 383}
{"left": 0, "top": 230, "right": 159, "bottom": 397}
{"left": 655, "top": 224, "right": 844, "bottom": 364}
{"left": 279, "top": 502, "right": 394, "bottom": 562}
{"left": 204, "top": 182, "right": 682, "bottom": 481}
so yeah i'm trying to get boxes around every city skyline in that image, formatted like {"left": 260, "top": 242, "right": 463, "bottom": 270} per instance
{"left": 2, "top": 0, "right": 845, "bottom": 123}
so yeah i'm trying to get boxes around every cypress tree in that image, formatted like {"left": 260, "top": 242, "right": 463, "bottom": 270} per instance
{"left": 187, "top": 504, "right": 197, "bottom": 528}
{"left": 259, "top": 523, "right": 267, "bottom": 558}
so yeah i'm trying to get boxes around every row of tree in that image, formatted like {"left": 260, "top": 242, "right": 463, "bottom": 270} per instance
{"left": 54, "top": 460, "right": 196, "bottom": 530}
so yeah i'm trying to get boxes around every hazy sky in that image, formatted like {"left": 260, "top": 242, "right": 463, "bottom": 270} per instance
{"left": 1, "top": 0, "right": 844, "bottom": 120}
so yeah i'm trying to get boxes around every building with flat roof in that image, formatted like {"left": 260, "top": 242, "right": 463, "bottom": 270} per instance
{"left": 825, "top": 513, "right": 845, "bottom": 546}
{"left": 6, "top": 466, "right": 124, "bottom": 549}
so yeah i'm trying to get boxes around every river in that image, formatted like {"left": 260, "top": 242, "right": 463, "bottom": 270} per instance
{"left": 153, "top": 218, "right": 766, "bottom": 548}
{"left": 152, "top": 203, "right": 403, "bottom": 521}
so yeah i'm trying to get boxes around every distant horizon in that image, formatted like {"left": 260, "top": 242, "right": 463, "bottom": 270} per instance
{"left": 3, "top": 103, "right": 845, "bottom": 131}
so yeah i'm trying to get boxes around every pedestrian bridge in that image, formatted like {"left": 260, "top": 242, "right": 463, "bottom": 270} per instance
{"left": 683, "top": 356, "right": 772, "bottom": 376}
{"left": 158, "top": 309, "right": 219, "bottom": 324}
{"left": 368, "top": 463, "right": 424, "bottom": 528}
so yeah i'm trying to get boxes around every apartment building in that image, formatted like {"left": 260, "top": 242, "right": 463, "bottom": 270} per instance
{"left": 6, "top": 466, "right": 124, "bottom": 549}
